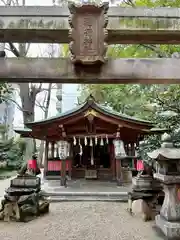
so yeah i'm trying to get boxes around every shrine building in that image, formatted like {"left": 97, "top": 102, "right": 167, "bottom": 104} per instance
{"left": 14, "top": 96, "right": 164, "bottom": 184}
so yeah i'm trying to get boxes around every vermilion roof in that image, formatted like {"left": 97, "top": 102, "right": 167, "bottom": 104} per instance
{"left": 14, "top": 96, "right": 166, "bottom": 139}
{"left": 25, "top": 96, "right": 153, "bottom": 127}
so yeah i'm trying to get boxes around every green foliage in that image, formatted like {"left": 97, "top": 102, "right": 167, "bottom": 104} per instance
{"left": 79, "top": 84, "right": 154, "bottom": 119}
{"left": 0, "top": 83, "right": 13, "bottom": 104}
{"left": 0, "top": 136, "right": 26, "bottom": 170}
{"left": 138, "top": 135, "right": 161, "bottom": 163}
{"left": 78, "top": 0, "right": 180, "bottom": 163}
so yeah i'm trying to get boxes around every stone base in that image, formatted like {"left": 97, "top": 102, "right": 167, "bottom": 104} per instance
{"left": 156, "top": 214, "right": 180, "bottom": 239}
{"left": 85, "top": 170, "right": 97, "bottom": 179}
{"left": 121, "top": 170, "right": 132, "bottom": 183}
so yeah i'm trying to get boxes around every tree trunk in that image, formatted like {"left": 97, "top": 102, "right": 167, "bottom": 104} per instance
{"left": 0, "top": 43, "right": 5, "bottom": 54}
{"left": 3, "top": 0, "right": 42, "bottom": 162}
{"left": 17, "top": 42, "right": 37, "bottom": 160}
{"left": 19, "top": 82, "right": 36, "bottom": 161}
{"left": 38, "top": 83, "right": 52, "bottom": 166}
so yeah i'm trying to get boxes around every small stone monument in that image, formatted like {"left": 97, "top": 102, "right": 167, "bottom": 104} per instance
{"left": 132, "top": 164, "right": 156, "bottom": 192}
{"left": 148, "top": 133, "right": 180, "bottom": 239}
{"left": 0, "top": 164, "right": 49, "bottom": 222}
{"left": 127, "top": 161, "right": 162, "bottom": 220}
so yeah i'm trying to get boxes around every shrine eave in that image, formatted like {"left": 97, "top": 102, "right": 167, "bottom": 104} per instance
{"left": 144, "top": 128, "right": 169, "bottom": 134}
{"left": 25, "top": 98, "right": 153, "bottom": 128}
{"left": 14, "top": 128, "right": 32, "bottom": 138}
{"left": 14, "top": 126, "right": 166, "bottom": 140}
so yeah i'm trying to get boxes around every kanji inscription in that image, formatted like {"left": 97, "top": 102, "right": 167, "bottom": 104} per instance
{"left": 68, "top": 2, "right": 109, "bottom": 66}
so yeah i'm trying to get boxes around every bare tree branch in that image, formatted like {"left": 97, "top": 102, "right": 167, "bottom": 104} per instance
{"left": 35, "top": 100, "right": 46, "bottom": 111}
{"left": 139, "top": 44, "right": 169, "bottom": 58}
{"left": 10, "top": 0, "right": 17, "bottom": 5}
{"left": 14, "top": 0, "right": 19, "bottom": 5}
{"left": 40, "top": 85, "right": 57, "bottom": 92}
{"left": 1, "top": 95, "right": 23, "bottom": 111}
{"left": 37, "top": 83, "right": 43, "bottom": 93}
{"left": 25, "top": 43, "right": 31, "bottom": 56}
{"left": 32, "top": 83, "right": 43, "bottom": 96}
{"left": 150, "top": 93, "right": 180, "bottom": 114}
{"left": 4, "top": 47, "right": 13, "bottom": 53}
{"left": 44, "top": 83, "right": 52, "bottom": 118}
{"left": 8, "top": 42, "right": 20, "bottom": 57}
{"left": 0, "top": 0, "right": 8, "bottom": 4}
{"left": 0, "top": 0, "right": 12, "bottom": 5}
{"left": 123, "top": 0, "right": 136, "bottom": 7}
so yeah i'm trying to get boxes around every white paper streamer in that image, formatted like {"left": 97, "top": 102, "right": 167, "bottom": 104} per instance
{"left": 48, "top": 142, "right": 52, "bottom": 158}
{"left": 73, "top": 137, "right": 76, "bottom": 145}
{"left": 100, "top": 137, "right": 103, "bottom": 146}
{"left": 106, "top": 135, "right": 109, "bottom": 144}
{"left": 90, "top": 137, "right": 93, "bottom": 146}
{"left": 84, "top": 136, "right": 87, "bottom": 146}
{"left": 54, "top": 143, "right": 58, "bottom": 158}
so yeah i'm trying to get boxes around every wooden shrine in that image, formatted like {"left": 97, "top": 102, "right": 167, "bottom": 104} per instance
{"left": 15, "top": 97, "right": 164, "bottom": 185}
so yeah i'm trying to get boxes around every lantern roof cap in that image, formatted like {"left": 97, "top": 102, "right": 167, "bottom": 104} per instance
{"left": 148, "top": 135, "right": 180, "bottom": 160}
{"left": 161, "top": 133, "right": 171, "bottom": 142}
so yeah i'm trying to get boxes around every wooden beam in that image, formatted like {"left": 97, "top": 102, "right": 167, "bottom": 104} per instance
{"left": 2, "top": 57, "right": 180, "bottom": 84}
{"left": 1, "top": 6, "right": 180, "bottom": 43}
{"left": 1, "top": 6, "right": 180, "bottom": 18}
{"left": 2, "top": 29, "right": 180, "bottom": 44}
{"left": 66, "top": 127, "right": 114, "bottom": 133}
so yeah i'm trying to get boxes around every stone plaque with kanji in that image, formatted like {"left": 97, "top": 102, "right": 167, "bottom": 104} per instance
{"left": 68, "top": 2, "right": 109, "bottom": 66}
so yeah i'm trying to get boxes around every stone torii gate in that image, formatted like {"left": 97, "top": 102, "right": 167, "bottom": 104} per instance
{"left": 0, "top": 3, "right": 180, "bottom": 83}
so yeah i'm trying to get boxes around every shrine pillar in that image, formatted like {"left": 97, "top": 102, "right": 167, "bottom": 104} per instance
{"left": 109, "top": 143, "right": 116, "bottom": 180}
{"left": 116, "top": 158, "right": 122, "bottom": 185}
{"left": 131, "top": 142, "right": 135, "bottom": 156}
{"left": 44, "top": 140, "right": 49, "bottom": 179}
{"left": 51, "top": 142, "right": 55, "bottom": 158}
{"left": 61, "top": 159, "right": 66, "bottom": 186}
{"left": 59, "top": 140, "right": 69, "bottom": 186}
{"left": 68, "top": 141, "right": 73, "bottom": 180}
{"left": 113, "top": 136, "right": 126, "bottom": 186}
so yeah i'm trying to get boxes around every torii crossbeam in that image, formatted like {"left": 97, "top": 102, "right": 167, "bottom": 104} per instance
{"left": 0, "top": 4, "right": 180, "bottom": 83}
{"left": 1, "top": 58, "right": 180, "bottom": 84}
{"left": 0, "top": 6, "right": 180, "bottom": 44}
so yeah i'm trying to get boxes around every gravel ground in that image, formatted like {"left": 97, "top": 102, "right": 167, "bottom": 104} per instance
{"left": 0, "top": 202, "right": 162, "bottom": 240}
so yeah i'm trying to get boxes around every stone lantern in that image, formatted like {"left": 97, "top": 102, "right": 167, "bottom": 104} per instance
{"left": 148, "top": 135, "right": 180, "bottom": 239}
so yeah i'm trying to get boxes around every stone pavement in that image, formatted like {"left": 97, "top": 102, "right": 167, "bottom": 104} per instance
{"left": 0, "top": 202, "right": 163, "bottom": 240}
{"left": 42, "top": 179, "right": 130, "bottom": 201}
{"left": 42, "top": 179, "right": 131, "bottom": 193}
{"left": 0, "top": 174, "right": 164, "bottom": 240}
